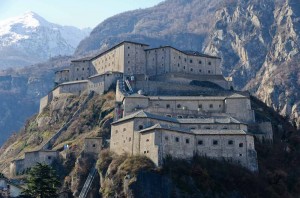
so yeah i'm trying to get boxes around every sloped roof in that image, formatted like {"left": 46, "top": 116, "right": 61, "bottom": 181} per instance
{"left": 137, "top": 123, "right": 247, "bottom": 136}
{"left": 112, "top": 110, "right": 178, "bottom": 124}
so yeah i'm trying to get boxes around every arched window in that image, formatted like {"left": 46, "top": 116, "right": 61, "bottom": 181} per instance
{"left": 177, "top": 104, "right": 181, "bottom": 109}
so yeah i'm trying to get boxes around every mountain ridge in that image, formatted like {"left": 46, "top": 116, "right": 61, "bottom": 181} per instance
{"left": 0, "top": 11, "right": 91, "bottom": 69}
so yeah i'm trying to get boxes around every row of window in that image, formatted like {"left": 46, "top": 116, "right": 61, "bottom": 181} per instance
{"left": 76, "top": 67, "right": 90, "bottom": 71}
{"left": 164, "top": 136, "right": 244, "bottom": 147}
{"left": 162, "top": 104, "right": 222, "bottom": 109}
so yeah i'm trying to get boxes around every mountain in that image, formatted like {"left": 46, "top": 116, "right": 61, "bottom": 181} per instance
{"left": 0, "top": 11, "right": 91, "bottom": 69}
{"left": 0, "top": 56, "right": 73, "bottom": 145}
{"left": 75, "top": 0, "right": 300, "bottom": 127}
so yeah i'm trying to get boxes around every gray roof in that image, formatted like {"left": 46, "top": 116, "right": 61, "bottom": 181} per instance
{"left": 177, "top": 116, "right": 242, "bottom": 124}
{"left": 137, "top": 124, "right": 248, "bottom": 136}
{"left": 88, "top": 71, "right": 123, "bottom": 79}
{"left": 113, "top": 110, "right": 244, "bottom": 125}
{"left": 60, "top": 80, "right": 88, "bottom": 86}
{"left": 138, "top": 123, "right": 192, "bottom": 134}
{"left": 112, "top": 110, "right": 178, "bottom": 125}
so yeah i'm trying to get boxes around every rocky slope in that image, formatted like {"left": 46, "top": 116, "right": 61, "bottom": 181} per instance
{"left": 75, "top": 0, "right": 300, "bottom": 127}
{"left": 0, "top": 11, "right": 90, "bottom": 69}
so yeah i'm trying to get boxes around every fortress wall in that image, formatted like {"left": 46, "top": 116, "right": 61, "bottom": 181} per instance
{"left": 55, "top": 70, "right": 70, "bottom": 85}
{"left": 139, "top": 131, "right": 160, "bottom": 165}
{"left": 39, "top": 91, "right": 53, "bottom": 113}
{"left": 10, "top": 159, "right": 24, "bottom": 176}
{"left": 88, "top": 76, "right": 105, "bottom": 95}
{"left": 124, "top": 43, "right": 147, "bottom": 76}
{"left": 225, "top": 97, "right": 255, "bottom": 123}
{"left": 169, "top": 48, "right": 221, "bottom": 76}
{"left": 145, "top": 48, "right": 171, "bottom": 76}
{"left": 83, "top": 138, "right": 102, "bottom": 155}
{"left": 69, "top": 61, "right": 91, "bottom": 81}
{"left": 110, "top": 120, "right": 135, "bottom": 155}
{"left": 58, "top": 82, "right": 88, "bottom": 96}
{"left": 92, "top": 45, "right": 125, "bottom": 75}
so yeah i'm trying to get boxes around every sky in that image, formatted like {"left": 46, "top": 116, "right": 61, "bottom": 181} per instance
{"left": 0, "top": 0, "right": 165, "bottom": 29}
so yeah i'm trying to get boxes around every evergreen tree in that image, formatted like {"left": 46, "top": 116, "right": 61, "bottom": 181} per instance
{"left": 21, "top": 163, "right": 60, "bottom": 198}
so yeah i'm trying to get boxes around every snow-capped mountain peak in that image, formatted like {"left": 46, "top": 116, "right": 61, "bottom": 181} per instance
{"left": 0, "top": 12, "right": 91, "bottom": 69}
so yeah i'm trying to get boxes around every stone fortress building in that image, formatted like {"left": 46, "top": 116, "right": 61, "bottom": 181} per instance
{"left": 22, "top": 41, "right": 273, "bottom": 174}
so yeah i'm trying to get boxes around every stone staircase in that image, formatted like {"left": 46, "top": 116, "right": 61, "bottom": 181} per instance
{"left": 41, "top": 91, "right": 94, "bottom": 150}
{"left": 79, "top": 164, "right": 97, "bottom": 198}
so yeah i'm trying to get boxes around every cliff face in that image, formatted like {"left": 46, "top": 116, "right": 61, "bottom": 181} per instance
{"left": 204, "top": 0, "right": 300, "bottom": 127}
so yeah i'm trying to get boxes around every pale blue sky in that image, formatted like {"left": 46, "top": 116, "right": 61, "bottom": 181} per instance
{"left": 0, "top": 0, "right": 165, "bottom": 28}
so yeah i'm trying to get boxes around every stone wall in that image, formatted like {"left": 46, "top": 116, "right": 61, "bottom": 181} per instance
{"left": 10, "top": 150, "right": 59, "bottom": 176}
{"left": 55, "top": 70, "right": 70, "bottom": 85}
{"left": 69, "top": 61, "right": 92, "bottom": 81}
{"left": 83, "top": 138, "right": 103, "bottom": 155}
{"left": 122, "top": 94, "right": 254, "bottom": 124}
{"left": 39, "top": 91, "right": 53, "bottom": 113}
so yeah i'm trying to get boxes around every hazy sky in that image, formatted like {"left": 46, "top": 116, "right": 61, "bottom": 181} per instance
{"left": 0, "top": 0, "right": 165, "bottom": 28}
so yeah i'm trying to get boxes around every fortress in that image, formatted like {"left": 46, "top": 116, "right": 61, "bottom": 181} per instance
{"left": 12, "top": 41, "right": 274, "bottom": 174}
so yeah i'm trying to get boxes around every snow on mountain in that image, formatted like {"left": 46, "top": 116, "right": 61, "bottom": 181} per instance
{"left": 0, "top": 12, "right": 91, "bottom": 69}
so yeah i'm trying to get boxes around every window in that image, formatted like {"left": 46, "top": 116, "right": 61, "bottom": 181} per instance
{"left": 184, "top": 58, "right": 186, "bottom": 62}
{"left": 239, "top": 143, "right": 244, "bottom": 148}
{"left": 166, "top": 104, "right": 170, "bottom": 108}
{"left": 199, "top": 60, "right": 202, "bottom": 64}
{"left": 115, "top": 130, "right": 118, "bottom": 134}
{"left": 190, "top": 59, "right": 193, "bottom": 63}
{"left": 219, "top": 104, "right": 222, "bottom": 108}
{"left": 81, "top": 77, "right": 84, "bottom": 80}
{"left": 208, "top": 70, "right": 211, "bottom": 74}
{"left": 128, "top": 54, "right": 130, "bottom": 56}
{"left": 179, "top": 56, "right": 181, "bottom": 59}
{"left": 144, "top": 151, "right": 146, "bottom": 154}
{"left": 213, "top": 140, "right": 218, "bottom": 145}
{"left": 128, "top": 61, "right": 130, "bottom": 64}
{"left": 186, "top": 138, "right": 190, "bottom": 144}
{"left": 198, "top": 104, "right": 202, "bottom": 109}
{"left": 209, "top": 104, "right": 213, "bottom": 108}
{"left": 223, "top": 127, "right": 228, "bottom": 130}
{"left": 128, "top": 46, "right": 130, "bottom": 49}
{"left": 82, "top": 68, "right": 84, "bottom": 71}
{"left": 48, "top": 156, "right": 52, "bottom": 160}
{"left": 183, "top": 66, "right": 186, "bottom": 70}
{"left": 177, "top": 104, "right": 181, "bottom": 108}
{"left": 92, "top": 144, "right": 96, "bottom": 147}
{"left": 146, "top": 139, "right": 149, "bottom": 142}
{"left": 165, "top": 136, "right": 169, "bottom": 141}
{"left": 190, "top": 68, "right": 193, "bottom": 72}
{"left": 198, "top": 140, "right": 203, "bottom": 145}
{"left": 177, "top": 115, "right": 183, "bottom": 118}
{"left": 129, "top": 137, "right": 131, "bottom": 142}
{"left": 139, "top": 125, "right": 144, "bottom": 130}
{"left": 228, "top": 140, "right": 234, "bottom": 145}
{"left": 123, "top": 128, "right": 126, "bottom": 131}
{"left": 199, "top": 69, "right": 202, "bottom": 73}
{"left": 76, "top": 68, "right": 79, "bottom": 71}
{"left": 175, "top": 137, "right": 179, "bottom": 142}
{"left": 178, "top": 63, "right": 180, "bottom": 67}
{"left": 239, "top": 154, "right": 243, "bottom": 156}
{"left": 208, "top": 62, "right": 211, "bottom": 65}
